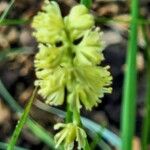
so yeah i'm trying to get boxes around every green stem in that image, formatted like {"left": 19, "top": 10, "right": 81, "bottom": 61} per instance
{"left": 73, "top": 109, "right": 81, "bottom": 125}
{"left": 72, "top": 108, "right": 91, "bottom": 150}
{"left": 79, "top": 1, "right": 92, "bottom": 148}
{"left": 121, "top": 0, "right": 139, "bottom": 150}
{"left": 80, "top": 0, "right": 92, "bottom": 9}
{"left": 65, "top": 103, "right": 72, "bottom": 123}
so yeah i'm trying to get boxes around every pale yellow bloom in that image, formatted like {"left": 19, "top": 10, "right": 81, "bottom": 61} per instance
{"left": 32, "top": 0, "right": 112, "bottom": 110}
{"left": 54, "top": 123, "right": 87, "bottom": 150}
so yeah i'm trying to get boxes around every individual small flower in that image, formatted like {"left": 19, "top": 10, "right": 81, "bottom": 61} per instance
{"left": 64, "top": 4, "right": 94, "bottom": 41}
{"left": 73, "top": 28, "right": 104, "bottom": 66}
{"left": 35, "top": 66, "right": 67, "bottom": 105}
{"left": 32, "top": 0, "right": 65, "bottom": 44}
{"left": 34, "top": 44, "right": 62, "bottom": 69}
{"left": 54, "top": 123, "right": 87, "bottom": 150}
{"left": 68, "top": 66, "right": 112, "bottom": 111}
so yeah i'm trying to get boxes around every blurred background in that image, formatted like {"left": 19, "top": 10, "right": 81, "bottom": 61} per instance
{"left": 0, "top": 0, "right": 150, "bottom": 149}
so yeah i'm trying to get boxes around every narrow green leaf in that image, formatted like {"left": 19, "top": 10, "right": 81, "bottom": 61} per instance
{"left": 90, "top": 128, "right": 103, "bottom": 150}
{"left": 2, "top": 17, "right": 150, "bottom": 26}
{"left": 0, "top": 0, "right": 15, "bottom": 23}
{"left": 0, "top": 19, "right": 29, "bottom": 26}
{"left": 0, "top": 142, "right": 28, "bottom": 150}
{"left": 89, "top": 131, "right": 111, "bottom": 150}
{"left": 35, "top": 100, "right": 121, "bottom": 149}
{"left": 26, "top": 119, "right": 56, "bottom": 148}
{"left": 0, "top": 80, "right": 62, "bottom": 150}
{"left": 80, "top": 0, "right": 92, "bottom": 9}
{"left": 95, "top": 16, "right": 150, "bottom": 25}
{"left": 121, "top": 0, "right": 139, "bottom": 150}
{"left": 84, "top": 140, "right": 91, "bottom": 150}
{"left": 7, "top": 88, "right": 37, "bottom": 150}
{"left": 0, "top": 47, "right": 33, "bottom": 62}
{"left": 0, "top": 80, "right": 22, "bottom": 112}
{"left": 82, "top": 117, "right": 121, "bottom": 149}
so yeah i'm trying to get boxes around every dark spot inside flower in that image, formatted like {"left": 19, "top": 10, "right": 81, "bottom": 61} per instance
{"left": 38, "top": 68, "right": 43, "bottom": 71}
{"left": 55, "top": 41, "right": 63, "bottom": 47}
{"left": 73, "top": 36, "right": 83, "bottom": 45}
{"left": 60, "top": 65, "right": 64, "bottom": 68}
{"left": 42, "top": 43, "right": 48, "bottom": 47}
{"left": 91, "top": 27, "right": 95, "bottom": 31}
{"left": 72, "top": 52, "right": 76, "bottom": 58}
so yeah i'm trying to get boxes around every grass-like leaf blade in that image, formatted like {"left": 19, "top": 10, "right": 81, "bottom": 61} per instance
{"left": 121, "top": 0, "right": 139, "bottom": 149}
{"left": 0, "top": 0, "right": 15, "bottom": 23}
{"left": 0, "top": 80, "right": 62, "bottom": 150}
{"left": 0, "top": 142, "right": 28, "bottom": 150}
{"left": 7, "top": 88, "right": 37, "bottom": 150}
{"left": 35, "top": 100, "right": 121, "bottom": 149}
{"left": 0, "top": 19, "right": 29, "bottom": 26}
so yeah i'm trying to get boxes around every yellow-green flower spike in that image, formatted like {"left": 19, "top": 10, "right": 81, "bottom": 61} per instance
{"left": 32, "top": 0, "right": 112, "bottom": 111}
{"left": 32, "top": 1, "right": 112, "bottom": 149}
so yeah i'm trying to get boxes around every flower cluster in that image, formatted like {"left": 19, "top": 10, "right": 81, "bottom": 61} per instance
{"left": 32, "top": 0, "right": 112, "bottom": 149}
{"left": 54, "top": 123, "right": 86, "bottom": 150}
{"left": 32, "top": 0, "right": 112, "bottom": 111}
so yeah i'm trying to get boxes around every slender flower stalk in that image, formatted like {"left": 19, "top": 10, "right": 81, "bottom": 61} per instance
{"left": 32, "top": 1, "right": 112, "bottom": 149}
{"left": 121, "top": 0, "right": 139, "bottom": 149}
